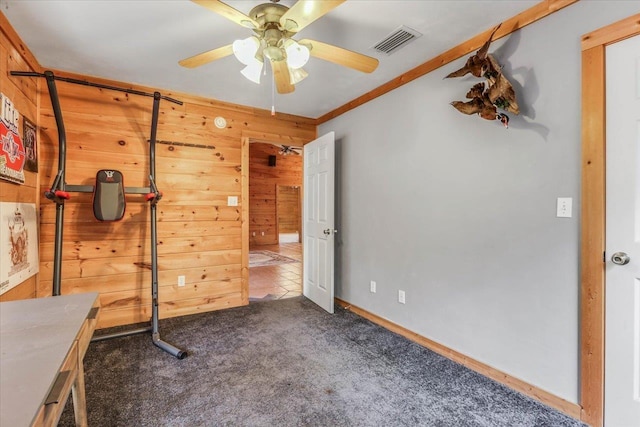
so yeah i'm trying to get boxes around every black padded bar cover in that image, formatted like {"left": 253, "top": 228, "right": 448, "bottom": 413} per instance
{"left": 93, "top": 170, "right": 126, "bottom": 221}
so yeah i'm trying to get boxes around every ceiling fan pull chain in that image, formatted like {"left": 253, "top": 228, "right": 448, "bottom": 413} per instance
{"left": 271, "top": 61, "right": 276, "bottom": 116}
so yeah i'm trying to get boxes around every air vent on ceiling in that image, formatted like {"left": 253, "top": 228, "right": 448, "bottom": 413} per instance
{"left": 371, "top": 25, "right": 422, "bottom": 55}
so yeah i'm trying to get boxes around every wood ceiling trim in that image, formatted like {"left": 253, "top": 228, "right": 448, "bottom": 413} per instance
{"left": 0, "top": 11, "right": 42, "bottom": 73}
{"left": 44, "top": 67, "right": 318, "bottom": 126}
{"left": 316, "top": 0, "right": 579, "bottom": 124}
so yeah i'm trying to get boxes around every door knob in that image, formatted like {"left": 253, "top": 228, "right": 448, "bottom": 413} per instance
{"left": 611, "top": 252, "right": 630, "bottom": 265}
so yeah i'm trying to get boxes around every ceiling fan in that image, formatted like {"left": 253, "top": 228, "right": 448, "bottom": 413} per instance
{"left": 179, "top": 0, "right": 379, "bottom": 94}
{"left": 279, "top": 145, "right": 302, "bottom": 155}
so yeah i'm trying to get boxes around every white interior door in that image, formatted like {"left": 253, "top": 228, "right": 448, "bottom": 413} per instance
{"left": 605, "top": 34, "right": 640, "bottom": 427}
{"left": 303, "top": 132, "right": 335, "bottom": 313}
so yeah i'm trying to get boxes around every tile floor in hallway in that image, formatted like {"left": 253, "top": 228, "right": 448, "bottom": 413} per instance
{"left": 249, "top": 242, "right": 302, "bottom": 301}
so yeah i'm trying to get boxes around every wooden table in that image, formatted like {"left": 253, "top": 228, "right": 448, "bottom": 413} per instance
{"left": 0, "top": 293, "right": 100, "bottom": 426}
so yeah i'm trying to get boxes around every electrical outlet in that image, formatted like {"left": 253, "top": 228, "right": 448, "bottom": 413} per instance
{"left": 178, "top": 275, "right": 186, "bottom": 287}
{"left": 556, "top": 197, "right": 572, "bottom": 218}
{"left": 370, "top": 280, "right": 376, "bottom": 293}
{"left": 398, "top": 290, "right": 406, "bottom": 304}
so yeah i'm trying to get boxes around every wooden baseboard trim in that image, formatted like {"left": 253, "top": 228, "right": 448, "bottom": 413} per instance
{"left": 335, "top": 298, "right": 582, "bottom": 420}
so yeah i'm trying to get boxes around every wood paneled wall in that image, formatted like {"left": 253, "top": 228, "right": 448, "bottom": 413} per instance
{"left": 0, "top": 13, "right": 41, "bottom": 302}
{"left": 249, "top": 143, "right": 302, "bottom": 246}
{"left": 36, "top": 71, "right": 315, "bottom": 328}
{"left": 277, "top": 186, "right": 300, "bottom": 234}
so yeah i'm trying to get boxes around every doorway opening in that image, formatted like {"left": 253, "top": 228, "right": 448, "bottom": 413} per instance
{"left": 247, "top": 140, "right": 303, "bottom": 302}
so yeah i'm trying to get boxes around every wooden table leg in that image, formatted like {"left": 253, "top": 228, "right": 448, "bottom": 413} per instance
{"left": 71, "top": 361, "right": 88, "bottom": 427}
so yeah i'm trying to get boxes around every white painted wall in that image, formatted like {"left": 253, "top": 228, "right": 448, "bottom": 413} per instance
{"left": 320, "top": 2, "right": 640, "bottom": 404}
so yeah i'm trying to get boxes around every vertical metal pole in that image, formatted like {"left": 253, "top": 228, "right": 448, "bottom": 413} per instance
{"left": 52, "top": 208, "right": 64, "bottom": 296}
{"left": 45, "top": 71, "right": 66, "bottom": 296}
{"left": 148, "top": 93, "right": 186, "bottom": 359}
{"left": 149, "top": 93, "right": 160, "bottom": 336}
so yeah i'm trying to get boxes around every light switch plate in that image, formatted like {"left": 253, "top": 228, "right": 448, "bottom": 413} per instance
{"left": 227, "top": 196, "right": 238, "bottom": 207}
{"left": 398, "top": 290, "right": 406, "bottom": 304}
{"left": 557, "top": 197, "right": 572, "bottom": 218}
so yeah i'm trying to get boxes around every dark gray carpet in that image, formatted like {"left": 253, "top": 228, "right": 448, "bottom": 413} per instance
{"left": 60, "top": 297, "right": 585, "bottom": 426}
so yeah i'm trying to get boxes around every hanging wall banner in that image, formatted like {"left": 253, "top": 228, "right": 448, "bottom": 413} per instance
{"left": 0, "top": 202, "right": 39, "bottom": 295}
{"left": 0, "top": 93, "right": 26, "bottom": 184}
{"left": 23, "top": 116, "right": 37, "bottom": 172}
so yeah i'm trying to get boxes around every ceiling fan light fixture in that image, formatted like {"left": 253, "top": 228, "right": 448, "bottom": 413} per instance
{"left": 283, "top": 39, "right": 310, "bottom": 69}
{"left": 240, "top": 62, "right": 263, "bottom": 84}
{"left": 282, "top": 19, "right": 299, "bottom": 32}
{"left": 233, "top": 36, "right": 260, "bottom": 65}
{"left": 289, "top": 67, "right": 308, "bottom": 85}
{"left": 264, "top": 45, "right": 285, "bottom": 62}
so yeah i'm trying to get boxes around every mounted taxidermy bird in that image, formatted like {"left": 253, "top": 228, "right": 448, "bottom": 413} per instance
{"left": 446, "top": 24, "right": 501, "bottom": 79}
{"left": 451, "top": 82, "right": 509, "bottom": 128}
{"left": 483, "top": 55, "right": 519, "bottom": 115}
{"left": 446, "top": 24, "right": 519, "bottom": 128}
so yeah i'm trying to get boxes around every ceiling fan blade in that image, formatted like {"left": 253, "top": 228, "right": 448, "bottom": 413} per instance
{"left": 191, "top": 0, "right": 259, "bottom": 29}
{"left": 299, "top": 39, "right": 379, "bottom": 73}
{"left": 280, "top": 0, "right": 345, "bottom": 33}
{"left": 179, "top": 44, "right": 234, "bottom": 68}
{"left": 272, "top": 60, "right": 295, "bottom": 94}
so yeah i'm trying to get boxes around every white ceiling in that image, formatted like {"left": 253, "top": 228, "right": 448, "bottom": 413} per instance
{"left": 2, "top": 0, "right": 538, "bottom": 119}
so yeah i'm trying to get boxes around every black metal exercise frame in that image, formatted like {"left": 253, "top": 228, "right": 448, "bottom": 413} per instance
{"left": 10, "top": 70, "right": 187, "bottom": 359}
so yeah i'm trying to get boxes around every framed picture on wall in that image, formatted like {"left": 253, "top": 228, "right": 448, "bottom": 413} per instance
{"left": 23, "top": 117, "right": 37, "bottom": 172}
{"left": 0, "top": 202, "right": 39, "bottom": 295}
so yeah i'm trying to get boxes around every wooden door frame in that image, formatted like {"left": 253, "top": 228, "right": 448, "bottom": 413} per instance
{"left": 241, "top": 132, "right": 311, "bottom": 304}
{"left": 580, "top": 14, "right": 640, "bottom": 427}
